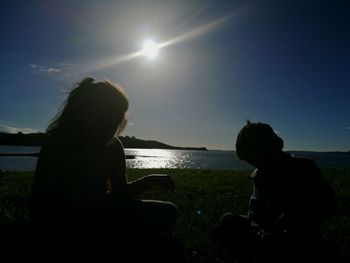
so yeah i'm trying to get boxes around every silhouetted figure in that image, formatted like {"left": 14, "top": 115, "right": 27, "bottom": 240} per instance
{"left": 212, "top": 121, "right": 337, "bottom": 263}
{"left": 29, "top": 77, "right": 184, "bottom": 262}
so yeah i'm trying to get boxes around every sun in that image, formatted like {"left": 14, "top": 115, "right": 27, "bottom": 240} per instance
{"left": 141, "top": 40, "right": 159, "bottom": 59}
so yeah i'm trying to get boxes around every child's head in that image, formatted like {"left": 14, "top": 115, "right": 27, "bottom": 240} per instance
{"left": 235, "top": 121, "right": 283, "bottom": 168}
{"left": 47, "top": 77, "right": 129, "bottom": 147}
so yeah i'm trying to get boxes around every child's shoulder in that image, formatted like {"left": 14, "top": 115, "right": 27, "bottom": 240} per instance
{"left": 288, "top": 154, "right": 319, "bottom": 171}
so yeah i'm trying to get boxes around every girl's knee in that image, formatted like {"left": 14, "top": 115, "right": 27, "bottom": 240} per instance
{"left": 221, "top": 213, "right": 235, "bottom": 225}
{"left": 141, "top": 200, "right": 177, "bottom": 228}
{"left": 162, "top": 202, "right": 177, "bottom": 227}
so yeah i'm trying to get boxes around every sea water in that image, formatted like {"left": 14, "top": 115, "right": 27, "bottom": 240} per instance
{"left": 0, "top": 146, "right": 349, "bottom": 172}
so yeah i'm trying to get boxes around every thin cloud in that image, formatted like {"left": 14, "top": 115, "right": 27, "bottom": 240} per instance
{"left": 30, "top": 64, "right": 61, "bottom": 74}
{"left": 346, "top": 127, "right": 350, "bottom": 130}
{"left": 0, "top": 124, "right": 38, "bottom": 134}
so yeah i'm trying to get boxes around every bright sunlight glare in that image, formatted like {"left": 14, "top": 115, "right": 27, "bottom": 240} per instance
{"left": 141, "top": 40, "right": 159, "bottom": 59}
{"left": 90, "top": 12, "right": 237, "bottom": 70}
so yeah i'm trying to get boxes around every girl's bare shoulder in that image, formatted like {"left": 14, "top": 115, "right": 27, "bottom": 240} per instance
{"left": 105, "top": 137, "right": 125, "bottom": 157}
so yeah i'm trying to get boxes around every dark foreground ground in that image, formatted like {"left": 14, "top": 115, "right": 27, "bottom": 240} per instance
{"left": 0, "top": 168, "right": 349, "bottom": 262}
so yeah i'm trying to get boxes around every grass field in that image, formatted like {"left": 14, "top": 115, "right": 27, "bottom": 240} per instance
{"left": 0, "top": 168, "right": 349, "bottom": 262}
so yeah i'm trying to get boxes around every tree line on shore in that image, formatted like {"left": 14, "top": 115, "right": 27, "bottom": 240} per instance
{"left": 0, "top": 132, "right": 207, "bottom": 151}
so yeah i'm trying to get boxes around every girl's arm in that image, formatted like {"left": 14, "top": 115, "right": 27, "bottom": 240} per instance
{"left": 106, "top": 138, "right": 175, "bottom": 197}
{"left": 126, "top": 174, "right": 175, "bottom": 196}
{"left": 105, "top": 138, "right": 128, "bottom": 193}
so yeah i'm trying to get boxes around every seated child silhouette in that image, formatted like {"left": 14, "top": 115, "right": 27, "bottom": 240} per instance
{"left": 212, "top": 121, "right": 337, "bottom": 263}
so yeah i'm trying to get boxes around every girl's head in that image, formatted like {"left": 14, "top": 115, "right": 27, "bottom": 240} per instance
{"left": 47, "top": 77, "right": 129, "bottom": 148}
{"left": 235, "top": 121, "right": 284, "bottom": 168}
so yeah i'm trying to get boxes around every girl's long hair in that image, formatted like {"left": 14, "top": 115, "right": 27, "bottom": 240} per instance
{"left": 46, "top": 77, "right": 129, "bottom": 149}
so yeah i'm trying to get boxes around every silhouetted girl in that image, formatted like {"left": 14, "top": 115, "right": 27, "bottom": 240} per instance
{"left": 30, "top": 78, "right": 182, "bottom": 260}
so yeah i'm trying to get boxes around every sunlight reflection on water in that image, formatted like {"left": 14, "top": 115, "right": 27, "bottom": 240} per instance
{"left": 126, "top": 149, "right": 185, "bottom": 169}
{"left": 125, "top": 148, "right": 251, "bottom": 170}
{"left": 126, "top": 149, "right": 173, "bottom": 168}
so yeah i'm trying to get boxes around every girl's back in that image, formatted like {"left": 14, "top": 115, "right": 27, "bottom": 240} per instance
{"left": 30, "top": 138, "right": 125, "bottom": 226}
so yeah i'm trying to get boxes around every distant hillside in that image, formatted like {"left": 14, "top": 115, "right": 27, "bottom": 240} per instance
{"left": 119, "top": 136, "right": 207, "bottom": 151}
{"left": 0, "top": 132, "right": 46, "bottom": 146}
{"left": 0, "top": 132, "right": 207, "bottom": 151}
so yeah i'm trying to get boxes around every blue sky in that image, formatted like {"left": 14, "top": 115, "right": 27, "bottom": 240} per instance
{"left": 0, "top": 0, "right": 349, "bottom": 151}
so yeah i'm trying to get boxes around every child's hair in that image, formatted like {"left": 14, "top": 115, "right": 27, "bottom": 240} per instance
{"left": 46, "top": 77, "right": 129, "bottom": 148}
{"left": 235, "top": 121, "right": 283, "bottom": 162}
